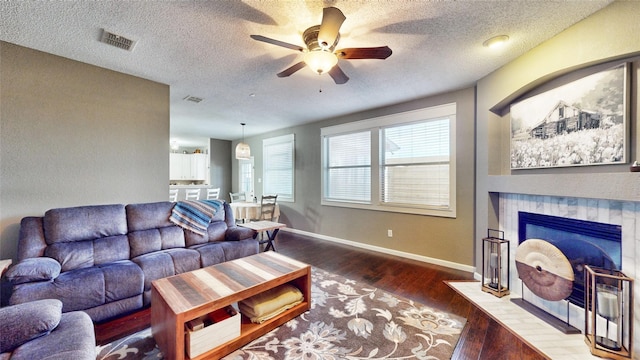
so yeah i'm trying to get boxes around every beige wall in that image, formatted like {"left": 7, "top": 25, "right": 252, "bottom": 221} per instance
{"left": 234, "top": 87, "right": 476, "bottom": 268}
{"left": 0, "top": 42, "right": 170, "bottom": 261}
{"left": 209, "top": 138, "right": 232, "bottom": 203}
{"left": 475, "top": 1, "right": 640, "bottom": 267}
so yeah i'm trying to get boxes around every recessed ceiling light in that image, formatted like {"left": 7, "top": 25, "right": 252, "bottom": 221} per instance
{"left": 483, "top": 35, "right": 509, "bottom": 49}
{"left": 249, "top": 93, "right": 256, "bottom": 97}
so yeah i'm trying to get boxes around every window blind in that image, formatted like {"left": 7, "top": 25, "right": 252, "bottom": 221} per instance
{"left": 325, "top": 131, "right": 371, "bottom": 202}
{"left": 381, "top": 119, "right": 450, "bottom": 207}
{"left": 263, "top": 134, "right": 294, "bottom": 201}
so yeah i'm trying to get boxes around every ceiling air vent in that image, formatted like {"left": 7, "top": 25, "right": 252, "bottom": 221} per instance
{"left": 183, "top": 96, "right": 204, "bottom": 104}
{"left": 100, "top": 29, "right": 137, "bottom": 51}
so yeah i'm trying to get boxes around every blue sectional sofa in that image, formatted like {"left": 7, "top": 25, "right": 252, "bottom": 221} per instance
{"left": 5, "top": 200, "right": 257, "bottom": 324}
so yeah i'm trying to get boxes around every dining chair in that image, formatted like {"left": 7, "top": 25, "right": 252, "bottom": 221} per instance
{"left": 252, "top": 194, "right": 278, "bottom": 246}
{"left": 169, "top": 189, "right": 179, "bottom": 202}
{"left": 229, "top": 192, "right": 246, "bottom": 203}
{"left": 206, "top": 187, "right": 220, "bottom": 200}
{"left": 258, "top": 195, "right": 278, "bottom": 221}
{"left": 185, "top": 188, "right": 200, "bottom": 201}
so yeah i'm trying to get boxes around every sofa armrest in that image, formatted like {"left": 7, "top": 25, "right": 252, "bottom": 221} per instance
{"left": 0, "top": 299, "right": 63, "bottom": 353}
{"left": 4, "top": 257, "right": 61, "bottom": 285}
{"left": 225, "top": 226, "right": 256, "bottom": 241}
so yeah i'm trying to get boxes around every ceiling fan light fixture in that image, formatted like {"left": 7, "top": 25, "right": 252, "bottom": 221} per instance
{"left": 304, "top": 50, "right": 338, "bottom": 75}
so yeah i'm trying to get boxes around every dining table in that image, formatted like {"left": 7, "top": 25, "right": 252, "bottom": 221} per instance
{"left": 229, "top": 201, "right": 280, "bottom": 222}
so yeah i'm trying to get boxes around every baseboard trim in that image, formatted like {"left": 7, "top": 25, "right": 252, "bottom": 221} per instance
{"left": 281, "top": 228, "right": 475, "bottom": 273}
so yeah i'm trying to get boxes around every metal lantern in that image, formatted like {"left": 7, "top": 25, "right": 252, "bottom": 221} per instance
{"left": 481, "top": 229, "right": 510, "bottom": 297}
{"left": 584, "top": 265, "right": 634, "bottom": 359}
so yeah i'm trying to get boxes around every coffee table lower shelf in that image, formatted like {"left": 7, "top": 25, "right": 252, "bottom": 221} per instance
{"left": 190, "top": 301, "right": 309, "bottom": 360}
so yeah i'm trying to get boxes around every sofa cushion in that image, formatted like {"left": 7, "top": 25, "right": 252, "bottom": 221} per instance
{"left": 184, "top": 230, "right": 208, "bottom": 247}
{"left": 191, "top": 243, "right": 226, "bottom": 268}
{"left": 133, "top": 248, "right": 200, "bottom": 292}
{"left": 226, "top": 226, "right": 256, "bottom": 241}
{"left": 221, "top": 239, "right": 259, "bottom": 261}
{"left": 44, "top": 235, "right": 129, "bottom": 272}
{"left": 8, "top": 311, "right": 95, "bottom": 360}
{"left": 45, "top": 240, "right": 92, "bottom": 271}
{"left": 5, "top": 257, "right": 61, "bottom": 285}
{"left": 129, "top": 229, "right": 161, "bottom": 259}
{"left": 43, "top": 204, "right": 127, "bottom": 244}
{"left": 126, "top": 202, "right": 174, "bottom": 232}
{"left": 0, "top": 299, "right": 62, "bottom": 353}
{"left": 99, "top": 261, "right": 144, "bottom": 302}
{"left": 184, "top": 221, "right": 228, "bottom": 247}
{"left": 208, "top": 221, "right": 227, "bottom": 241}
{"left": 129, "top": 226, "right": 186, "bottom": 258}
{"left": 11, "top": 267, "right": 104, "bottom": 312}
{"left": 94, "top": 235, "right": 131, "bottom": 265}
{"left": 17, "top": 217, "right": 47, "bottom": 260}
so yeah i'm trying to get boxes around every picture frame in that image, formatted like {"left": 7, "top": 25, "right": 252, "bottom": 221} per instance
{"left": 510, "top": 63, "right": 628, "bottom": 169}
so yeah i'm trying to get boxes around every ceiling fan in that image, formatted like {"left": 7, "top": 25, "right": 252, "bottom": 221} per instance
{"left": 250, "top": 7, "right": 392, "bottom": 84}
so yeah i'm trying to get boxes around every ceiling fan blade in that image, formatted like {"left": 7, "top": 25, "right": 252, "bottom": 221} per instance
{"left": 336, "top": 46, "right": 392, "bottom": 60}
{"left": 317, "top": 7, "right": 346, "bottom": 48}
{"left": 250, "top": 35, "right": 304, "bottom": 52}
{"left": 328, "top": 65, "right": 349, "bottom": 84}
{"left": 277, "top": 61, "right": 307, "bottom": 77}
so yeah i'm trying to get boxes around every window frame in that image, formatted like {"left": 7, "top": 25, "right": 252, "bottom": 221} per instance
{"left": 321, "top": 103, "right": 456, "bottom": 217}
{"left": 262, "top": 133, "right": 295, "bottom": 202}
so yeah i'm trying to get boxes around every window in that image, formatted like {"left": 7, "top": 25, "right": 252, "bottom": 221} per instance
{"left": 263, "top": 134, "right": 295, "bottom": 202}
{"left": 325, "top": 131, "right": 371, "bottom": 202}
{"left": 238, "top": 157, "right": 254, "bottom": 198}
{"left": 381, "top": 119, "right": 450, "bottom": 207}
{"left": 321, "top": 103, "right": 456, "bottom": 217}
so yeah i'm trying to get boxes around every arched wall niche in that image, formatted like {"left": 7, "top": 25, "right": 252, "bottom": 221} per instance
{"left": 489, "top": 52, "right": 640, "bottom": 117}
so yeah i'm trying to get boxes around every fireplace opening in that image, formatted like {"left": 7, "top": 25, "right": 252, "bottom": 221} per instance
{"left": 518, "top": 212, "right": 621, "bottom": 308}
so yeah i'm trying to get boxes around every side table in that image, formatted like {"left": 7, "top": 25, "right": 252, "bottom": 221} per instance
{"left": 0, "top": 259, "right": 12, "bottom": 277}
{"left": 238, "top": 221, "right": 286, "bottom": 251}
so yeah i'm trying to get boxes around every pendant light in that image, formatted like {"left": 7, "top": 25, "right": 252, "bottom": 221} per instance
{"left": 235, "top": 123, "right": 251, "bottom": 160}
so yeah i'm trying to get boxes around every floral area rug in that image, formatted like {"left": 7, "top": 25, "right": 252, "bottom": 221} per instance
{"left": 97, "top": 267, "right": 466, "bottom": 360}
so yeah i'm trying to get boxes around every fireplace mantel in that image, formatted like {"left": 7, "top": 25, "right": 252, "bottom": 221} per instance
{"left": 488, "top": 173, "right": 640, "bottom": 201}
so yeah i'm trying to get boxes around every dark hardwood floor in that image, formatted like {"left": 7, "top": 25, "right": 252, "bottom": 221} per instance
{"left": 275, "top": 231, "right": 549, "bottom": 360}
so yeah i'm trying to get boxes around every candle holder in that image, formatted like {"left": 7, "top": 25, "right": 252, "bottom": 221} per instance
{"left": 481, "top": 229, "right": 510, "bottom": 298}
{"left": 584, "top": 265, "right": 634, "bottom": 359}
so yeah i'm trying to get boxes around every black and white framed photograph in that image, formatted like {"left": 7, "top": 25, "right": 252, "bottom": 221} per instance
{"left": 510, "top": 63, "right": 628, "bottom": 169}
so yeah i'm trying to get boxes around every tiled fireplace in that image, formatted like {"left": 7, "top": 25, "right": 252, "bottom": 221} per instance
{"left": 498, "top": 193, "right": 639, "bottom": 358}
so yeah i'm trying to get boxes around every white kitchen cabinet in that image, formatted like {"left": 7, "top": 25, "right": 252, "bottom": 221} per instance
{"left": 190, "top": 153, "right": 208, "bottom": 180}
{"left": 170, "top": 153, "right": 208, "bottom": 181}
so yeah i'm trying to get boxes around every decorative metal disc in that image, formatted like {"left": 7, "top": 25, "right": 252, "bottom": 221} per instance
{"left": 515, "top": 238, "right": 574, "bottom": 301}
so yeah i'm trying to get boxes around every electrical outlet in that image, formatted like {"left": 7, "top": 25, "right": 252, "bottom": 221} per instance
{"left": 387, "top": 229, "right": 393, "bottom": 237}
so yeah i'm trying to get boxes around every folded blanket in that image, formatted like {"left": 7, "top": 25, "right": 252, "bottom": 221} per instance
{"left": 239, "top": 284, "right": 303, "bottom": 324}
{"left": 169, "top": 200, "right": 223, "bottom": 236}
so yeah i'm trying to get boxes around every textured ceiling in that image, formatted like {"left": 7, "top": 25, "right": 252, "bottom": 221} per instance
{"left": 1, "top": 1, "right": 613, "bottom": 147}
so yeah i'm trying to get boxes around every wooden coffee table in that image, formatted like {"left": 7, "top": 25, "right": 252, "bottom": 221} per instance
{"left": 151, "top": 252, "right": 311, "bottom": 360}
